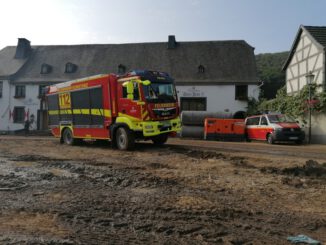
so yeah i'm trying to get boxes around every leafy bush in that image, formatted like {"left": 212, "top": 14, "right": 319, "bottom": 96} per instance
{"left": 256, "top": 85, "right": 326, "bottom": 123}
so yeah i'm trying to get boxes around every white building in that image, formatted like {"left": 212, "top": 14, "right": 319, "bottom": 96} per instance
{"left": 0, "top": 37, "right": 258, "bottom": 133}
{"left": 283, "top": 25, "right": 326, "bottom": 143}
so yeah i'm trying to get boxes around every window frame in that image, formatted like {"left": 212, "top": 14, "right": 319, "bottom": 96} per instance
{"left": 38, "top": 85, "right": 47, "bottom": 97}
{"left": 13, "top": 106, "right": 25, "bottom": 123}
{"left": 15, "top": 85, "right": 26, "bottom": 98}
{"left": 235, "top": 85, "right": 248, "bottom": 101}
{"left": 180, "top": 97, "right": 207, "bottom": 111}
{"left": 260, "top": 116, "right": 268, "bottom": 126}
{"left": 246, "top": 116, "right": 260, "bottom": 126}
{"left": 198, "top": 65, "right": 205, "bottom": 74}
{"left": 65, "top": 62, "right": 77, "bottom": 73}
{"left": 41, "top": 63, "right": 52, "bottom": 74}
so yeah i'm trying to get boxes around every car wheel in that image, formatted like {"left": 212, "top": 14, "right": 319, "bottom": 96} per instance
{"left": 115, "top": 127, "right": 135, "bottom": 150}
{"left": 267, "top": 134, "right": 274, "bottom": 144}
{"left": 63, "top": 128, "right": 74, "bottom": 145}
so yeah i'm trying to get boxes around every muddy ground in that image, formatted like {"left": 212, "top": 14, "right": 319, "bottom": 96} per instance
{"left": 0, "top": 137, "right": 325, "bottom": 244}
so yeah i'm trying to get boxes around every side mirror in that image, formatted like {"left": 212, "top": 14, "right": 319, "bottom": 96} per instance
{"left": 142, "top": 80, "right": 151, "bottom": 86}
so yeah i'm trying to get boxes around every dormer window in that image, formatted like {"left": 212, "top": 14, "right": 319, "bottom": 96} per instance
{"left": 41, "top": 63, "right": 52, "bottom": 74}
{"left": 65, "top": 62, "right": 77, "bottom": 73}
{"left": 198, "top": 65, "right": 205, "bottom": 74}
{"left": 118, "top": 64, "right": 126, "bottom": 74}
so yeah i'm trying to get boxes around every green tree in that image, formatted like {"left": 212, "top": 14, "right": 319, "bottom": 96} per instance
{"left": 255, "top": 51, "right": 289, "bottom": 99}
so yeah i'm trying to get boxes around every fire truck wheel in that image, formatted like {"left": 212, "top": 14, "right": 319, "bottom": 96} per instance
{"left": 267, "top": 134, "right": 274, "bottom": 144}
{"left": 115, "top": 127, "right": 135, "bottom": 150}
{"left": 152, "top": 133, "right": 168, "bottom": 145}
{"left": 63, "top": 128, "right": 75, "bottom": 145}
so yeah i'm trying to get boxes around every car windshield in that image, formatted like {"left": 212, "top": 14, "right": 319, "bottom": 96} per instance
{"left": 267, "top": 114, "right": 296, "bottom": 123}
{"left": 143, "top": 82, "right": 177, "bottom": 103}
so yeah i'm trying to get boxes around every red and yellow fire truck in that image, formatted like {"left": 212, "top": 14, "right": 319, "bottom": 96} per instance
{"left": 46, "top": 70, "right": 181, "bottom": 150}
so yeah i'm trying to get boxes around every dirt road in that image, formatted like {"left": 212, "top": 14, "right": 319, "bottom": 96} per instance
{"left": 0, "top": 136, "right": 325, "bottom": 244}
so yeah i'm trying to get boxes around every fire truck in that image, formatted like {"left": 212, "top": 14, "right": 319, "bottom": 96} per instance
{"left": 46, "top": 70, "right": 181, "bottom": 150}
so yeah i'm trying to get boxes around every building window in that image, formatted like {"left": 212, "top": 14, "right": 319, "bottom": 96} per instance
{"left": 235, "top": 85, "right": 248, "bottom": 100}
{"left": 198, "top": 65, "right": 205, "bottom": 74}
{"left": 15, "top": 85, "right": 26, "bottom": 98}
{"left": 13, "top": 107, "right": 25, "bottom": 123}
{"left": 65, "top": 62, "right": 77, "bottom": 73}
{"left": 118, "top": 64, "right": 126, "bottom": 74}
{"left": 41, "top": 63, "right": 52, "bottom": 74}
{"left": 0, "top": 81, "right": 3, "bottom": 98}
{"left": 39, "top": 85, "right": 47, "bottom": 97}
{"left": 180, "top": 97, "right": 207, "bottom": 111}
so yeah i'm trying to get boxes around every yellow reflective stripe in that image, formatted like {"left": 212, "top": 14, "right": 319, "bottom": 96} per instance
{"left": 104, "top": 109, "right": 111, "bottom": 117}
{"left": 118, "top": 113, "right": 141, "bottom": 121}
{"left": 49, "top": 109, "right": 111, "bottom": 117}
{"left": 91, "top": 109, "right": 102, "bottom": 116}
{"left": 143, "top": 111, "right": 149, "bottom": 118}
{"left": 72, "top": 109, "right": 82, "bottom": 114}
{"left": 48, "top": 110, "right": 59, "bottom": 115}
{"left": 72, "top": 109, "right": 90, "bottom": 114}
{"left": 61, "top": 109, "right": 72, "bottom": 114}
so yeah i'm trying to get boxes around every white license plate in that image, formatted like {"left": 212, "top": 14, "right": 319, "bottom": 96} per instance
{"left": 289, "top": 137, "right": 298, "bottom": 140}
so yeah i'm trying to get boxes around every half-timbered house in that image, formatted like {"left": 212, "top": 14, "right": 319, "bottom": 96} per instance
{"left": 283, "top": 25, "right": 326, "bottom": 143}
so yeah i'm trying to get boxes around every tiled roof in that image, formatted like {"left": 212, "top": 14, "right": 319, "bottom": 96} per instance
{"left": 0, "top": 40, "right": 257, "bottom": 85}
{"left": 304, "top": 26, "right": 326, "bottom": 48}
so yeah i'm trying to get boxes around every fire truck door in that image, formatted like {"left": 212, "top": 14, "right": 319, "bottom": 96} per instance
{"left": 119, "top": 82, "right": 142, "bottom": 120}
{"left": 259, "top": 116, "right": 270, "bottom": 140}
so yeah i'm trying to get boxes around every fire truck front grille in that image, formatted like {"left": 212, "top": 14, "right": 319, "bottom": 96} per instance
{"left": 153, "top": 108, "right": 176, "bottom": 117}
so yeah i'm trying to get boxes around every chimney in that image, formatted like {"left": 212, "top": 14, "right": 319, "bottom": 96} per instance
{"left": 167, "top": 35, "right": 177, "bottom": 49}
{"left": 15, "top": 38, "right": 32, "bottom": 59}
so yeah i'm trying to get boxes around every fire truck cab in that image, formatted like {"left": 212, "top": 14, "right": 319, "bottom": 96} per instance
{"left": 47, "top": 70, "right": 181, "bottom": 150}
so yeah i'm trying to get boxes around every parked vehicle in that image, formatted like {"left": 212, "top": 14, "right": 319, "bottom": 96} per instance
{"left": 46, "top": 70, "right": 181, "bottom": 150}
{"left": 245, "top": 114, "right": 305, "bottom": 144}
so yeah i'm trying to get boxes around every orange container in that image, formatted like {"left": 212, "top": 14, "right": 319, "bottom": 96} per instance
{"left": 204, "top": 118, "right": 245, "bottom": 141}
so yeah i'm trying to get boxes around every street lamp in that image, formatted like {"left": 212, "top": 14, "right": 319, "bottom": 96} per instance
{"left": 305, "top": 71, "right": 315, "bottom": 144}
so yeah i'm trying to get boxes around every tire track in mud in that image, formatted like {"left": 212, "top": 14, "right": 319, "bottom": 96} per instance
{"left": 0, "top": 145, "right": 325, "bottom": 244}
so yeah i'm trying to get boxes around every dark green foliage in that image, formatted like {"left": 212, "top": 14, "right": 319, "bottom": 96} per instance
{"left": 246, "top": 97, "right": 261, "bottom": 116}
{"left": 255, "top": 51, "right": 289, "bottom": 99}
{"left": 258, "top": 85, "right": 326, "bottom": 123}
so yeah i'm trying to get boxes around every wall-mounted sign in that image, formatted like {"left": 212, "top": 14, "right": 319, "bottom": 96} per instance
{"left": 181, "top": 86, "right": 205, "bottom": 97}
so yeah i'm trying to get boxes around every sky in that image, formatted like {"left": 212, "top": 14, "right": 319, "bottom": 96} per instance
{"left": 0, "top": 0, "right": 325, "bottom": 54}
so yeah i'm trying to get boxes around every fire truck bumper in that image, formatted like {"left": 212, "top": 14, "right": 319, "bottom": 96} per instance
{"left": 142, "top": 117, "right": 181, "bottom": 137}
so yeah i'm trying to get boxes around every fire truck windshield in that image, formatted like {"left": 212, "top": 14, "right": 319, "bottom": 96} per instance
{"left": 143, "top": 82, "right": 177, "bottom": 103}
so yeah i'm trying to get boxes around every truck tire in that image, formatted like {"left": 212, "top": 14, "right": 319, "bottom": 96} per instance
{"left": 63, "top": 128, "right": 75, "bottom": 145}
{"left": 115, "top": 127, "right": 135, "bottom": 150}
{"left": 267, "top": 134, "right": 274, "bottom": 144}
{"left": 152, "top": 133, "right": 168, "bottom": 145}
